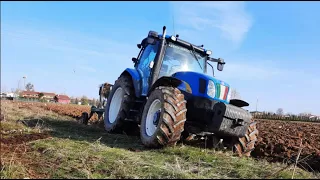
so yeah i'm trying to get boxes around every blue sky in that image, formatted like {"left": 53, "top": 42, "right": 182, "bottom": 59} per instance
{"left": 1, "top": 2, "right": 320, "bottom": 115}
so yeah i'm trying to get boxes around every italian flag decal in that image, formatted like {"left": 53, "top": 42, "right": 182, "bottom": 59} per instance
{"left": 216, "top": 84, "right": 229, "bottom": 100}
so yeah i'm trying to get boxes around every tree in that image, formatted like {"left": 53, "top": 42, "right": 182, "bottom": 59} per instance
{"left": 276, "top": 108, "right": 284, "bottom": 115}
{"left": 299, "top": 112, "right": 312, "bottom": 117}
{"left": 81, "top": 96, "right": 89, "bottom": 105}
{"left": 70, "top": 96, "right": 75, "bottom": 104}
{"left": 230, "top": 89, "right": 241, "bottom": 100}
{"left": 92, "top": 98, "right": 97, "bottom": 106}
{"left": 286, "top": 112, "right": 293, "bottom": 116}
{"left": 25, "top": 83, "right": 34, "bottom": 91}
{"left": 38, "top": 93, "right": 44, "bottom": 99}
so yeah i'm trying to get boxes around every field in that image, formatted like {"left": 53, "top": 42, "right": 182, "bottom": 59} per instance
{"left": 1, "top": 100, "right": 319, "bottom": 179}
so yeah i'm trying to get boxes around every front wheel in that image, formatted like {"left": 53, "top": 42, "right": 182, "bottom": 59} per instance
{"left": 104, "top": 75, "right": 135, "bottom": 133}
{"left": 233, "top": 120, "right": 259, "bottom": 157}
{"left": 140, "top": 86, "right": 187, "bottom": 148}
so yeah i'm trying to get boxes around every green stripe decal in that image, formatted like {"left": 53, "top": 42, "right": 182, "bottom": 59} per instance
{"left": 216, "top": 83, "right": 220, "bottom": 98}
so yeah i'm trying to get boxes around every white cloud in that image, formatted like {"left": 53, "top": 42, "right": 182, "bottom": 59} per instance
{"left": 171, "top": 1, "right": 253, "bottom": 46}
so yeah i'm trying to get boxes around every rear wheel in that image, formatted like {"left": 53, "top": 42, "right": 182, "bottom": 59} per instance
{"left": 233, "top": 120, "right": 259, "bottom": 157}
{"left": 140, "top": 86, "right": 187, "bottom": 148}
{"left": 104, "top": 75, "right": 135, "bottom": 133}
{"left": 79, "top": 112, "right": 89, "bottom": 125}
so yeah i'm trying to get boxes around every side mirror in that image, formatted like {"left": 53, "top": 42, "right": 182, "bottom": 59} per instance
{"left": 132, "top": 57, "right": 138, "bottom": 63}
{"left": 137, "top": 44, "right": 142, "bottom": 49}
{"left": 217, "top": 62, "right": 224, "bottom": 71}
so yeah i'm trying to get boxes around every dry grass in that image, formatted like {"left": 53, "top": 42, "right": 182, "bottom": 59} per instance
{"left": 0, "top": 100, "right": 318, "bottom": 179}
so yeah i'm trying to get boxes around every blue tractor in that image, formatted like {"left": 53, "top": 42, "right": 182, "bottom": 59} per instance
{"left": 104, "top": 26, "right": 258, "bottom": 157}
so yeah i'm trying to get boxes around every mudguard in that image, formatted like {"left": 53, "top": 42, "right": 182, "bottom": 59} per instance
{"left": 148, "top": 76, "right": 192, "bottom": 96}
{"left": 229, "top": 99, "right": 250, "bottom": 107}
{"left": 121, "top": 68, "right": 141, "bottom": 97}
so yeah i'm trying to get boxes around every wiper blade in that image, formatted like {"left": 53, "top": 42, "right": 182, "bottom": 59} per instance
{"left": 190, "top": 45, "right": 203, "bottom": 70}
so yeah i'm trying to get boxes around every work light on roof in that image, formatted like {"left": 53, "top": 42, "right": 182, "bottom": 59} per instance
{"left": 170, "top": 35, "right": 177, "bottom": 41}
{"left": 206, "top": 50, "right": 212, "bottom": 55}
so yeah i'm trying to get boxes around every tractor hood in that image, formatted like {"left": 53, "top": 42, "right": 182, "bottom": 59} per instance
{"left": 172, "top": 71, "right": 231, "bottom": 104}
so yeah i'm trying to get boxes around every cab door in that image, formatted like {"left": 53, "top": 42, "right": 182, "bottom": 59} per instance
{"left": 135, "top": 42, "right": 159, "bottom": 96}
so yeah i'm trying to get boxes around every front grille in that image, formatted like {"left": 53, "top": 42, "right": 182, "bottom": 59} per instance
{"left": 216, "top": 84, "right": 229, "bottom": 100}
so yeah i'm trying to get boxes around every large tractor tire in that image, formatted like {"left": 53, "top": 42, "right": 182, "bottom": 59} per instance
{"left": 233, "top": 120, "right": 259, "bottom": 157}
{"left": 104, "top": 75, "right": 135, "bottom": 133}
{"left": 140, "top": 86, "right": 187, "bottom": 148}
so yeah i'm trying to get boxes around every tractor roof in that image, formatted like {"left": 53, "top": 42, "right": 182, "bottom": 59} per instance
{"left": 158, "top": 34, "right": 211, "bottom": 56}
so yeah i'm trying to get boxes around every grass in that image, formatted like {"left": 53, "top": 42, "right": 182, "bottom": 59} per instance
{"left": 0, "top": 101, "right": 318, "bottom": 179}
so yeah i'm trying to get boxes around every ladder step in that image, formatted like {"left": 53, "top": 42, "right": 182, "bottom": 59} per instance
{"left": 130, "top": 109, "right": 140, "bottom": 112}
{"left": 125, "top": 118, "right": 135, "bottom": 122}
{"left": 135, "top": 100, "right": 145, "bottom": 103}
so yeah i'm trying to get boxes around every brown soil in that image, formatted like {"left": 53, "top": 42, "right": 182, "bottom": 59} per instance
{"left": 0, "top": 132, "right": 51, "bottom": 145}
{"left": 252, "top": 119, "right": 320, "bottom": 172}
{"left": 0, "top": 132, "right": 52, "bottom": 178}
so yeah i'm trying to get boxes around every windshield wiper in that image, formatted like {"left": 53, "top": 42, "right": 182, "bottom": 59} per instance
{"left": 190, "top": 45, "right": 203, "bottom": 70}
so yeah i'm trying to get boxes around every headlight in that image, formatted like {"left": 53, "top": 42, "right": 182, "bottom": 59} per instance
{"left": 226, "top": 88, "right": 232, "bottom": 102}
{"left": 207, "top": 80, "right": 216, "bottom": 98}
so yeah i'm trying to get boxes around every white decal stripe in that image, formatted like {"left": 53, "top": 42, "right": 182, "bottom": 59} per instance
{"left": 220, "top": 85, "right": 225, "bottom": 99}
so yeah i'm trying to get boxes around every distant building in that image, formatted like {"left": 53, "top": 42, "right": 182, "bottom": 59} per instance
{"left": 42, "top": 92, "right": 56, "bottom": 101}
{"left": 20, "top": 91, "right": 56, "bottom": 101}
{"left": 308, "top": 115, "right": 320, "bottom": 121}
{"left": 20, "top": 91, "right": 40, "bottom": 99}
{"left": 0, "top": 92, "right": 18, "bottom": 100}
{"left": 6, "top": 92, "right": 18, "bottom": 98}
{"left": 54, "top": 95, "right": 71, "bottom": 104}
{"left": 0, "top": 93, "right": 6, "bottom": 98}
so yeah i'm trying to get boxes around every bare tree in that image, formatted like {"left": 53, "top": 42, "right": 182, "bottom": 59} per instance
{"left": 276, "top": 108, "right": 284, "bottom": 115}
{"left": 81, "top": 96, "right": 89, "bottom": 105}
{"left": 92, "top": 98, "right": 97, "bottom": 106}
{"left": 286, "top": 112, "right": 293, "bottom": 116}
{"left": 230, "top": 89, "right": 241, "bottom": 100}
{"left": 299, "top": 112, "right": 312, "bottom": 117}
{"left": 25, "top": 83, "right": 35, "bottom": 91}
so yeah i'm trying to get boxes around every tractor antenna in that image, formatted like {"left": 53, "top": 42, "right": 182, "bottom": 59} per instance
{"left": 172, "top": 11, "right": 176, "bottom": 36}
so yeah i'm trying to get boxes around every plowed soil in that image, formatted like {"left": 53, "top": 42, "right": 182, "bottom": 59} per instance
{"left": 0, "top": 133, "right": 51, "bottom": 144}
{"left": 0, "top": 132, "right": 53, "bottom": 178}
{"left": 253, "top": 119, "right": 320, "bottom": 172}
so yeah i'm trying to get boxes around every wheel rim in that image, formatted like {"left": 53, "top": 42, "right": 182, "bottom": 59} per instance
{"left": 108, "top": 87, "right": 123, "bottom": 123}
{"left": 146, "top": 99, "right": 161, "bottom": 136}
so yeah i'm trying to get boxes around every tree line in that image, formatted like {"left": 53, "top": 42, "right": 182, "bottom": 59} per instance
{"left": 253, "top": 108, "right": 319, "bottom": 122}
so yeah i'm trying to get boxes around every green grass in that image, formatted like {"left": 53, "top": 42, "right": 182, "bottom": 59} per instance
{"left": 0, "top": 101, "right": 318, "bottom": 179}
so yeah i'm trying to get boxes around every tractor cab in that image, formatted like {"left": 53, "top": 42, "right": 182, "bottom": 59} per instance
{"left": 133, "top": 30, "right": 225, "bottom": 79}
{"left": 131, "top": 26, "right": 229, "bottom": 103}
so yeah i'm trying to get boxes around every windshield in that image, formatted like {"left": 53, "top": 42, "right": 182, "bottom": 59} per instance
{"left": 159, "top": 42, "right": 206, "bottom": 78}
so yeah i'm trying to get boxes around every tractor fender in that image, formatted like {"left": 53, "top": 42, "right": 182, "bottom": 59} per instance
{"left": 121, "top": 68, "right": 141, "bottom": 97}
{"left": 147, "top": 76, "right": 192, "bottom": 96}
{"left": 229, "top": 99, "right": 250, "bottom": 108}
